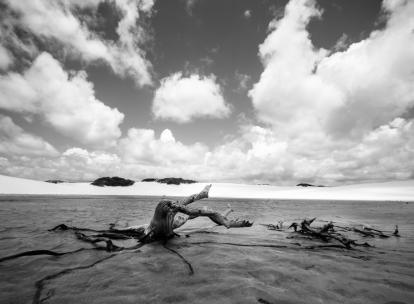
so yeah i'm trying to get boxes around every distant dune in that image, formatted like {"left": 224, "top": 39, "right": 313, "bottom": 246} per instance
{"left": 0, "top": 174, "right": 413, "bottom": 201}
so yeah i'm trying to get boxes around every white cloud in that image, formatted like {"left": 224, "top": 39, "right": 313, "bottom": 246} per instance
{"left": 0, "top": 45, "right": 13, "bottom": 70}
{"left": 0, "top": 18, "right": 39, "bottom": 61}
{"left": 249, "top": 0, "right": 342, "bottom": 136}
{"left": 0, "top": 146, "right": 122, "bottom": 181}
{"left": 1, "top": 0, "right": 413, "bottom": 185}
{"left": 235, "top": 71, "right": 251, "bottom": 91}
{"left": 119, "top": 128, "right": 208, "bottom": 166}
{"left": 60, "top": 147, "right": 122, "bottom": 181}
{"left": 1, "top": 118, "right": 413, "bottom": 184}
{"left": 0, "top": 115, "right": 58, "bottom": 157}
{"left": 0, "top": 127, "right": 208, "bottom": 181}
{"left": 237, "top": 0, "right": 414, "bottom": 184}
{"left": 152, "top": 72, "right": 231, "bottom": 123}
{"left": 0, "top": 52, "right": 124, "bottom": 148}
{"left": 319, "top": 0, "right": 414, "bottom": 137}
{"left": 3, "top": 0, "right": 153, "bottom": 86}
{"left": 332, "top": 33, "right": 350, "bottom": 52}
{"left": 336, "top": 118, "right": 414, "bottom": 181}
{"left": 249, "top": 0, "right": 414, "bottom": 139}
{"left": 244, "top": 10, "right": 252, "bottom": 19}
{"left": 184, "top": 0, "right": 198, "bottom": 15}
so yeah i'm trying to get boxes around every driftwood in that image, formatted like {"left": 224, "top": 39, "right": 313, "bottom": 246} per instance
{"left": 1, "top": 187, "right": 401, "bottom": 302}
{"left": 267, "top": 218, "right": 400, "bottom": 250}
{"left": 0, "top": 185, "right": 252, "bottom": 260}
{"left": 0, "top": 185, "right": 253, "bottom": 303}
{"left": 75, "top": 184, "right": 252, "bottom": 244}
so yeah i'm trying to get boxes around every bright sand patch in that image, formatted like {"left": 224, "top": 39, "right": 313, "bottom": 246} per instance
{"left": 0, "top": 174, "right": 413, "bottom": 201}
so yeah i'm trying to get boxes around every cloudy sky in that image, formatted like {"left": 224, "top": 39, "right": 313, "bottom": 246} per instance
{"left": 0, "top": 0, "right": 413, "bottom": 185}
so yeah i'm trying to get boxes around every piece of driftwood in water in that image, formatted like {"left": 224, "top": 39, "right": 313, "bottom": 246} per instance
{"left": 393, "top": 225, "right": 400, "bottom": 237}
{"left": 0, "top": 185, "right": 254, "bottom": 303}
{"left": 0, "top": 248, "right": 87, "bottom": 263}
{"left": 110, "top": 184, "right": 253, "bottom": 243}
{"left": 32, "top": 254, "right": 117, "bottom": 304}
{"left": 0, "top": 185, "right": 253, "bottom": 264}
{"left": 270, "top": 218, "right": 400, "bottom": 250}
{"left": 261, "top": 221, "right": 284, "bottom": 230}
{"left": 49, "top": 184, "right": 252, "bottom": 246}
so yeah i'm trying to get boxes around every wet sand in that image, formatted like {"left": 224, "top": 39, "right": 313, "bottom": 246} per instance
{"left": 0, "top": 196, "right": 413, "bottom": 304}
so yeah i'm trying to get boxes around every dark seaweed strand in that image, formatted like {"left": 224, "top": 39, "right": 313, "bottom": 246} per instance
{"left": 32, "top": 254, "right": 116, "bottom": 304}
{"left": 0, "top": 248, "right": 87, "bottom": 263}
{"left": 48, "top": 224, "right": 105, "bottom": 233}
{"left": 190, "top": 241, "right": 356, "bottom": 251}
{"left": 162, "top": 244, "right": 194, "bottom": 275}
{"left": 74, "top": 231, "right": 147, "bottom": 252}
{"left": 0, "top": 240, "right": 140, "bottom": 263}
{"left": 304, "top": 244, "right": 349, "bottom": 250}
{"left": 189, "top": 241, "right": 289, "bottom": 249}
{"left": 257, "top": 298, "right": 274, "bottom": 304}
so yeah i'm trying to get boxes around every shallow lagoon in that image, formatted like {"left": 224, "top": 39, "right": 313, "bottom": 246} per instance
{"left": 0, "top": 196, "right": 413, "bottom": 304}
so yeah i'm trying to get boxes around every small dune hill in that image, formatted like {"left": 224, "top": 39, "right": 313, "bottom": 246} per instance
{"left": 45, "top": 180, "right": 65, "bottom": 184}
{"left": 296, "top": 183, "right": 325, "bottom": 187}
{"left": 91, "top": 176, "right": 135, "bottom": 187}
{"left": 142, "top": 177, "right": 197, "bottom": 185}
{"left": 141, "top": 178, "right": 157, "bottom": 182}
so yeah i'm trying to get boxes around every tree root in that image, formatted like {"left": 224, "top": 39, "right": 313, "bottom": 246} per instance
{"left": 303, "top": 244, "right": 353, "bottom": 250}
{"left": 265, "top": 218, "right": 399, "bottom": 251}
{"left": 32, "top": 254, "right": 116, "bottom": 304}
{"left": 0, "top": 248, "right": 87, "bottom": 263}
{"left": 162, "top": 244, "right": 194, "bottom": 275}
{"left": 257, "top": 298, "right": 274, "bottom": 304}
{"left": 1, "top": 185, "right": 257, "bottom": 302}
{"left": 189, "top": 241, "right": 289, "bottom": 249}
{"left": 0, "top": 228, "right": 144, "bottom": 263}
{"left": 49, "top": 224, "right": 104, "bottom": 233}
{"left": 189, "top": 240, "right": 364, "bottom": 251}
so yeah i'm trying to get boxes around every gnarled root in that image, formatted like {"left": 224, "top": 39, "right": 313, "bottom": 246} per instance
{"left": 266, "top": 218, "right": 399, "bottom": 250}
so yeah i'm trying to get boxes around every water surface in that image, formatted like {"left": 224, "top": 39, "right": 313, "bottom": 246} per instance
{"left": 0, "top": 196, "right": 413, "bottom": 304}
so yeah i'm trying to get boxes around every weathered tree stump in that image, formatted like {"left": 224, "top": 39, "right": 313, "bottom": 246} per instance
{"left": 109, "top": 184, "right": 253, "bottom": 243}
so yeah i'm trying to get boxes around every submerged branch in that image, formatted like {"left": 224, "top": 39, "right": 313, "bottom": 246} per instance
{"left": 265, "top": 218, "right": 400, "bottom": 251}
{"left": 162, "top": 244, "right": 194, "bottom": 275}
{"left": 0, "top": 248, "right": 87, "bottom": 263}
{"left": 189, "top": 241, "right": 289, "bottom": 249}
{"left": 32, "top": 254, "right": 116, "bottom": 304}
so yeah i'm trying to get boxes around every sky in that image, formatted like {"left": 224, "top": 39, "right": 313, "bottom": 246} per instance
{"left": 0, "top": 0, "right": 413, "bottom": 185}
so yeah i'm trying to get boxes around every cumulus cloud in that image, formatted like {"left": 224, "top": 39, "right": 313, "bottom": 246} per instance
{"left": 2, "top": 0, "right": 153, "bottom": 86}
{"left": 238, "top": 0, "right": 414, "bottom": 184}
{"left": 335, "top": 118, "right": 414, "bottom": 181}
{"left": 118, "top": 120, "right": 414, "bottom": 184}
{"left": 0, "top": 146, "right": 122, "bottom": 181}
{"left": 60, "top": 147, "right": 122, "bottom": 181}
{"left": 235, "top": 71, "right": 251, "bottom": 92}
{"left": 1, "top": 0, "right": 413, "bottom": 185}
{"left": 204, "top": 119, "right": 414, "bottom": 184}
{"left": 184, "top": 0, "right": 198, "bottom": 16}
{"left": 117, "top": 128, "right": 209, "bottom": 179}
{"left": 0, "top": 45, "right": 13, "bottom": 70}
{"left": 0, "top": 127, "right": 208, "bottom": 181}
{"left": 249, "top": 0, "right": 414, "bottom": 139}
{"left": 0, "top": 52, "right": 124, "bottom": 148}
{"left": 243, "top": 10, "right": 252, "bottom": 19}
{"left": 1, "top": 118, "right": 413, "bottom": 184}
{"left": 152, "top": 72, "right": 231, "bottom": 123}
{"left": 249, "top": 0, "right": 341, "bottom": 136}
{"left": 319, "top": 0, "right": 414, "bottom": 137}
{"left": 119, "top": 128, "right": 208, "bottom": 166}
{"left": 0, "top": 115, "right": 58, "bottom": 157}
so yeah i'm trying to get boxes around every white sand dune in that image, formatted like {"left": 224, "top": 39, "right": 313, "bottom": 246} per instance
{"left": 0, "top": 174, "right": 413, "bottom": 201}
